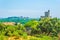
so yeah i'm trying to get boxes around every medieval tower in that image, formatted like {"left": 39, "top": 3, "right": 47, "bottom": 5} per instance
{"left": 41, "top": 10, "right": 51, "bottom": 18}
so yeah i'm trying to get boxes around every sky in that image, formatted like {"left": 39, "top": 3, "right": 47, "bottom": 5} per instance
{"left": 0, "top": 0, "right": 60, "bottom": 18}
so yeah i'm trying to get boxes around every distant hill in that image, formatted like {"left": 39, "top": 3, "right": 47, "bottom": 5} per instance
{"left": 0, "top": 16, "right": 39, "bottom": 24}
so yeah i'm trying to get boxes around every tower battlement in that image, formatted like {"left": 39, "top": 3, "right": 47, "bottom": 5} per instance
{"left": 41, "top": 10, "right": 51, "bottom": 18}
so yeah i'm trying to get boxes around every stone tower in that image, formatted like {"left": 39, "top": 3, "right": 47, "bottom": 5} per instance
{"left": 41, "top": 10, "right": 51, "bottom": 18}
{"left": 45, "top": 10, "right": 50, "bottom": 17}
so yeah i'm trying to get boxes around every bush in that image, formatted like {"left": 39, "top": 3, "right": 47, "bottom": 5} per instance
{"left": 0, "top": 35, "right": 8, "bottom": 40}
{"left": 22, "top": 32, "right": 27, "bottom": 39}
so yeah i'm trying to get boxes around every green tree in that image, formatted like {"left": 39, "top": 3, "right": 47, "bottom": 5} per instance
{"left": 24, "top": 20, "right": 40, "bottom": 35}
{"left": 38, "top": 17, "right": 60, "bottom": 36}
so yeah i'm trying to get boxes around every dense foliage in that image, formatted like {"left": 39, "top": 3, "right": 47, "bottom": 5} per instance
{"left": 0, "top": 17, "right": 60, "bottom": 40}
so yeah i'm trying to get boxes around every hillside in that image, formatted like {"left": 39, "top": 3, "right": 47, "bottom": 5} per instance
{"left": 0, "top": 16, "right": 39, "bottom": 24}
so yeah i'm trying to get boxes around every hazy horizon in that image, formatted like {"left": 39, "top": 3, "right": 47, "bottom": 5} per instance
{"left": 0, "top": 0, "right": 60, "bottom": 18}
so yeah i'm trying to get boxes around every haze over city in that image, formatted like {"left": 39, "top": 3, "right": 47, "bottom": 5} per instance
{"left": 0, "top": 0, "right": 60, "bottom": 18}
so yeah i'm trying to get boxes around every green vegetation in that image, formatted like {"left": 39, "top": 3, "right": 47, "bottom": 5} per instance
{"left": 0, "top": 17, "right": 60, "bottom": 40}
{"left": 0, "top": 17, "right": 38, "bottom": 24}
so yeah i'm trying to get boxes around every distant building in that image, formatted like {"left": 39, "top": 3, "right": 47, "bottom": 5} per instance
{"left": 41, "top": 10, "right": 51, "bottom": 18}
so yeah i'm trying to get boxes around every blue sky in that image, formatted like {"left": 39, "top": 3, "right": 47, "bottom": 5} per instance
{"left": 0, "top": 0, "right": 60, "bottom": 18}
